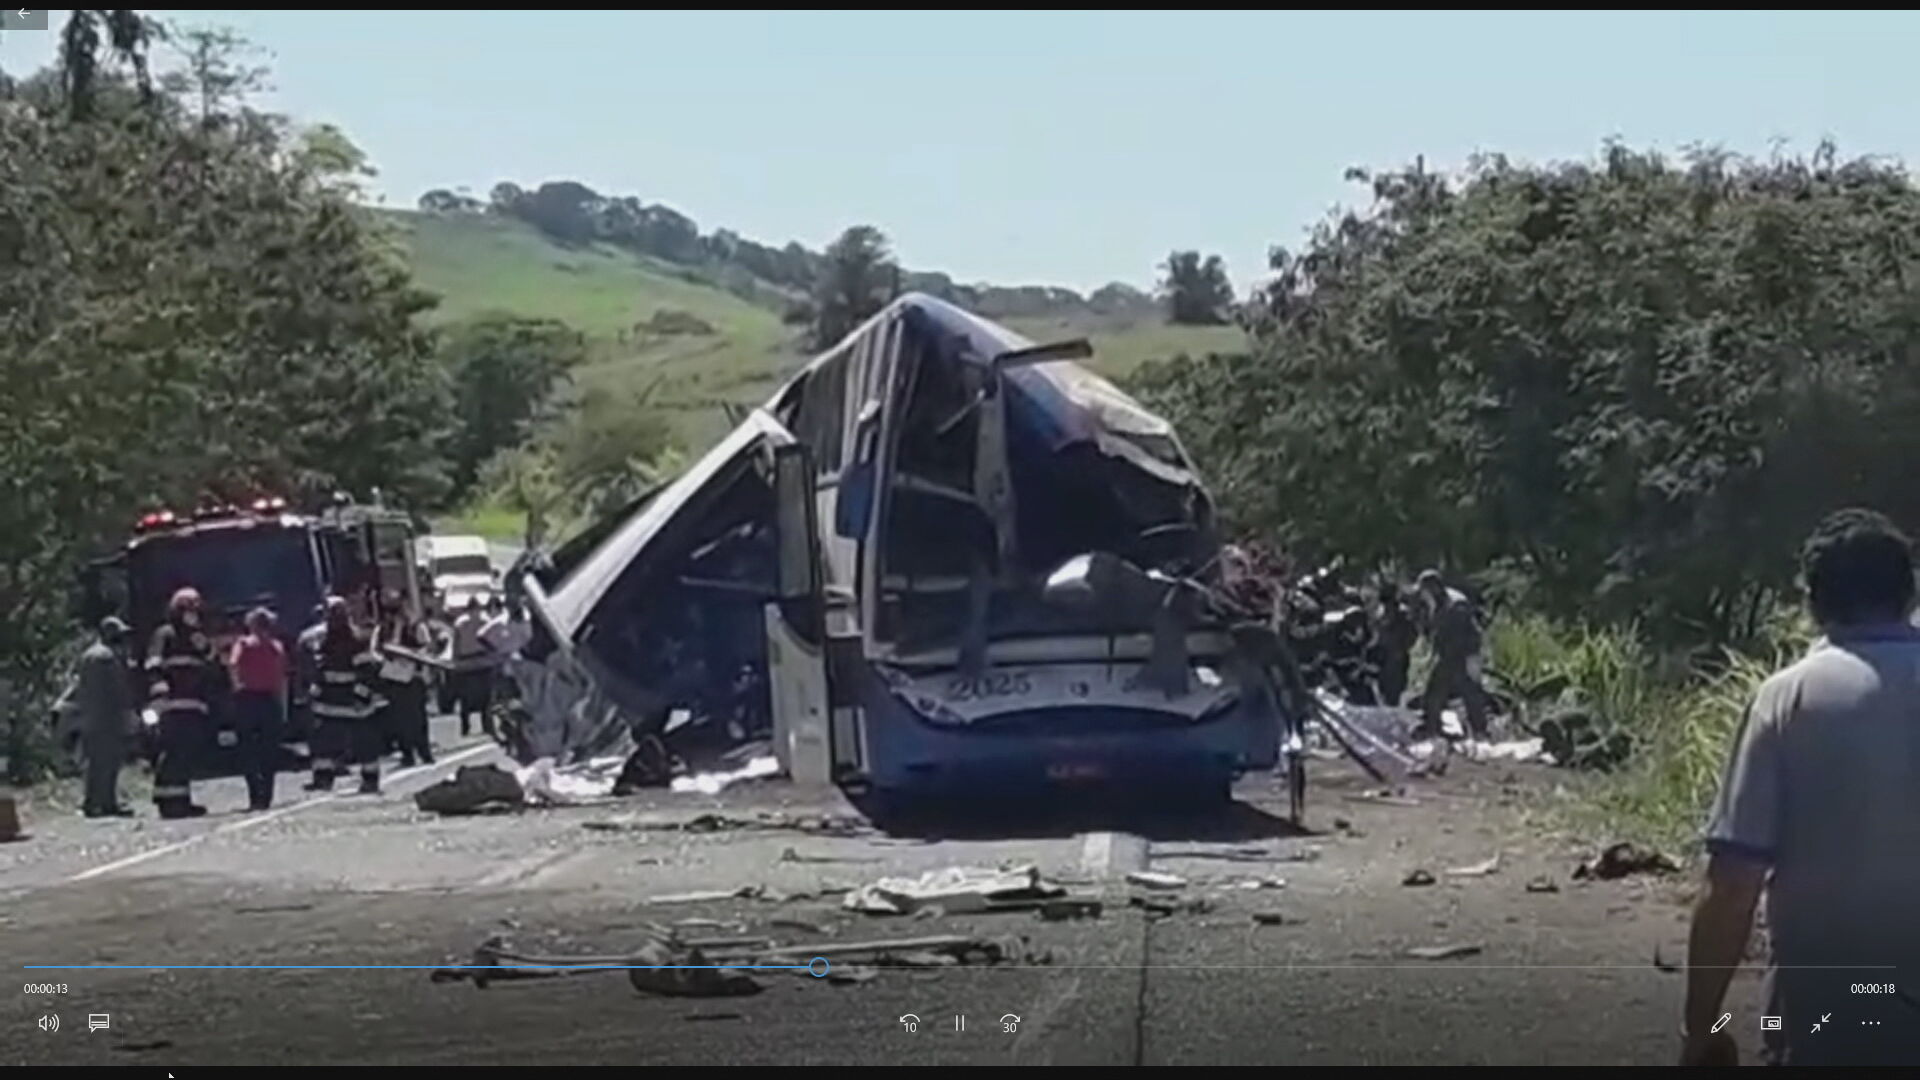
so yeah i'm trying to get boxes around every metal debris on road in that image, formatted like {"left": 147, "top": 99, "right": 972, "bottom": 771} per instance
{"left": 842, "top": 864, "right": 1068, "bottom": 916}
{"left": 1346, "top": 789, "right": 1421, "bottom": 808}
{"left": 1037, "top": 898, "right": 1105, "bottom": 921}
{"left": 1252, "top": 911, "right": 1289, "bottom": 926}
{"left": 1223, "top": 876, "right": 1288, "bottom": 891}
{"left": 1525, "top": 876, "right": 1560, "bottom": 894}
{"left": 683, "top": 1011, "right": 745, "bottom": 1022}
{"left": 517, "top": 756, "right": 629, "bottom": 806}
{"left": 779, "top": 846, "right": 880, "bottom": 865}
{"left": 645, "top": 886, "right": 764, "bottom": 905}
{"left": 769, "top": 917, "right": 829, "bottom": 934}
{"left": 1406, "top": 942, "right": 1484, "bottom": 960}
{"left": 1151, "top": 845, "right": 1272, "bottom": 863}
{"left": 582, "top": 811, "right": 870, "bottom": 837}
{"left": 1573, "top": 842, "right": 1680, "bottom": 881}
{"left": 1129, "top": 894, "right": 1212, "bottom": 918}
{"left": 1401, "top": 868, "right": 1437, "bottom": 887}
{"left": 1124, "top": 870, "right": 1189, "bottom": 890}
{"left": 1446, "top": 854, "right": 1501, "bottom": 878}
{"left": 413, "top": 764, "right": 527, "bottom": 815}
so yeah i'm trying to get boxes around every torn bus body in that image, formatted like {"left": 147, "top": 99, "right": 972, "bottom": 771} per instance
{"left": 519, "top": 294, "right": 1289, "bottom": 807}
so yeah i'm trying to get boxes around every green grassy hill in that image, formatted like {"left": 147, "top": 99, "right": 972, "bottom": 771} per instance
{"left": 386, "top": 208, "right": 1247, "bottom": 451}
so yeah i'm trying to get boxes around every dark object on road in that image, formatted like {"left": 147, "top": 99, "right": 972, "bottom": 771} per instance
{"left": 683, "top": 1011, "right": 745, "bottom": 1022}
{"left": 1129, "top": 894, "right": 1212, "bottom": 919}
{"left": 1653, "top": 945, "right": 1681, "bottom": 973}
{"left": 1037, "top": 898, "right": 1105, "bottom": 921}
{"left": 1252, "top": 911, "right": 1289, "bottom": 926}
{"left": 0, "top": 795, "right": 22, "bottom": 842}
{"left": 1402, "top": 868, "right": 1437, "bottom": 887}
{"left": 112, "top": 1039, "right": 176, "bottom": 1053}
{"left": 612, "top": 733, "right": 675, "bottom": 793}
{"left": 1406, "top": 942, "right": 1484, "bottom": 960}
{"left": 1538, "top": 705, "right": 1634, "bottom": 772}
{"left": 413, "top": 764, "right": 525, "bottom": 815}
{"left": 1574, "top": 842, "right": 1680, "bottom": 881}
{"left": 626, "top": 940, "right": 763, "bottom": 998}
{"left": 1524, "top": 876, "right": 1561, "bottom": 894}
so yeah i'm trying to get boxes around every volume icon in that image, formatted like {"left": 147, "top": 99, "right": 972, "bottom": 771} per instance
{"left": 38, "top": 1014, "right": 60, "bottom": 1032}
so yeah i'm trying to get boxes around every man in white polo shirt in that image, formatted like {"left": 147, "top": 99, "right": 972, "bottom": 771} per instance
{"left": 1683, "top": 508, "right": 1920, "bottom": 1065}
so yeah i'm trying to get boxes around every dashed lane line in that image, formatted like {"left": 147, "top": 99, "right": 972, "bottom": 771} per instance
{"left": 65, "top": 740, "right": 500, "bottom": 883}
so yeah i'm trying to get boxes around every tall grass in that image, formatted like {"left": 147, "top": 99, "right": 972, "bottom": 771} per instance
{"left": 1484, "top": 610, "right": 1812, "bottom": 846}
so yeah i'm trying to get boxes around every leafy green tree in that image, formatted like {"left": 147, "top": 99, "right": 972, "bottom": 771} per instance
{"left": 1158, "top": 250, "right": 1234, "bottom": 325}
{"left": 810, "top": 225, "right": 898, "bottom": 350}
{"left": 1, "top": 24, "right": 451, "bottom": 777}
{"left": 441, "top": 314, "right": 585, "bottom": 500}
{"left": 1134, "top": 142, "right": 1920, "bottom": 645}
{"left": 57, "top": 9, "right": 155, "bottom": 119}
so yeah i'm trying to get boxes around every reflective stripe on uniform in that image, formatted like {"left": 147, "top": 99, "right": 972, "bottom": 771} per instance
{"left": 153, "top": 698, "right": 209, "bottom": 713}
{"left": 352, "top": 652, "right": 379, "bottom": 666}
{"left": 310, "top": 758, "right": 336, "bottom": 770}
{"left": 152, "top": 785, "right": 190, "bottom": 798}
{"left": 311, "top": 701, "right": 372, "bottom": 719}
{"left": 160, "top": 655, "right": 207, "bottom": 669}
{"left": 321, "top": 671, "right": 359, "bottom": 684}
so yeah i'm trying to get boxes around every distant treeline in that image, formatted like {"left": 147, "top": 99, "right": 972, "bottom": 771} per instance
{"left": 417, "top": 180, "right": 1159, "bottom": 321}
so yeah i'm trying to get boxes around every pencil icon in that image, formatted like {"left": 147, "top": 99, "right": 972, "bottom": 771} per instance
{"left": 1710, "top": 1013, "right": 1732, "bottom": 1034}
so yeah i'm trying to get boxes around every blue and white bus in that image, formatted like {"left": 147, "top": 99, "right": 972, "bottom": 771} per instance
{"left": 525, "top": 295, "right": 1291, "bottom": 809}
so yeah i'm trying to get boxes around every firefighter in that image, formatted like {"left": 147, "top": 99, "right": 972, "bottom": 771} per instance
{"left": 1375, "top": 580, "right": 1418, "bottom": 708}
{"left": 308, "top": 597, "right": 385, "bottom": 793}
{"left": 145, "top": 588, "right": 216, "bottom": 819}
{"left": 297, "top": 602, "right": 335, "bottom": 790}
{"left": 375, "top": 595, "right": 434, "bottom": 767}
{"left": 1416, "top": 568, "right": 1490, "bottom": 739}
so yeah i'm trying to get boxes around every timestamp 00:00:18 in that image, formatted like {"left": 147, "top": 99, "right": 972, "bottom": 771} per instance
{"left": 1851, "top": 983, "right": 1898, "bottom": 994}
{"left": 24, "top": 983, "right": 70, "bottom": 995}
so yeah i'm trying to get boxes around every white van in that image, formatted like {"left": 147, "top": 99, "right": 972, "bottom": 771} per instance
{"left": 417, "top": 534, "right": 498, "bottom": 613}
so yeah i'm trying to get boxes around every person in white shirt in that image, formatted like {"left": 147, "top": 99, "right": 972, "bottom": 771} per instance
{"left": 450, "top": 597, "right": 493, "bottom": 738}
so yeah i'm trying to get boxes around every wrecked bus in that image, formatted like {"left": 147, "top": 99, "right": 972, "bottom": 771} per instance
{"left": 523, "top": 294, "right": 1291, "bottom": 809}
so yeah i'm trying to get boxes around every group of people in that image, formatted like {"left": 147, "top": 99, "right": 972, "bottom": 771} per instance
{"left": 72, "top": 585, "right": 533, "bottom": 820}
{"left": 1261, "top": 558, "right": 1491, "bottom": 739}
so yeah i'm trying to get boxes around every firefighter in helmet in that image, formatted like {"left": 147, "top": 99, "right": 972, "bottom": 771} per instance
{"left": 145, "top": 587, "right": 216, "bottom": 818}
{"left": 307, "top": 595, "right": 386, "bottom": 793}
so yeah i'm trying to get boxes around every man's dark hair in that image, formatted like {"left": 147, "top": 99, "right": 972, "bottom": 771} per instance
{"left": 1801, "top": 508, "right": 1916, "bottom": 625}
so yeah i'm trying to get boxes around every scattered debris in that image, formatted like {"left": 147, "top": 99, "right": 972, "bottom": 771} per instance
{"left": 1252, "top": 911, "right": 1289, "bottom": 927}
{"left": 1406, "top": 942, "right": 1484, "bottom": 961}
{"left": 1574, "top": 842, "right": 1680, "bottom": 881}
{"left": 1278, "top": 846, "right": 1323, "bottom": 863}
{"left": 888, "top": 951, "right": 959, "bottom": 968}
{"left": 1124, "top": 870, "right": 1189, "bottom": 890}
{"left": 1224, "top": 876, "right": 1288, "bottom": 891}
{"left": 670, "top": 755, "right": 781, "bottom": 795}
{"left": 769, "top": 917, "right": 828, "bottom": 934}
{"left": 414, "top": 764, "right": 526, "bottom": 815}
{"left": 780, "top": 846, "right": 880, "bottom": 865}
{"left": 825, "top": 965, "right": 878, "bottom": 985}
{"left": 843, "top": 865, "right": 1067, "bottom": 916}
{"left": 234, "top": 903, "right": 317, "bottom": 915}
{"left": 1446, "top": 854, "right": 1501, "bottom": 878}
{"left": 1652, "top": 945, "right": 1681, "bottom": 974}
{"left": 1525, "top": 876, "right": 1560, "bottom": 894}
{"left": 626, "top": 939, "right": 763, "bottom": 998}
{"left": 1459, "top": 738, "right": 1547, "bottom": 764}
{"left": 1401, "top": 869, "right": 1437, "bottom": 887}
{"left": 646, "top": 886, "right": 763, "bottom": 905}
{"left": 1037, "top": 898, "right": 1105, "bottom": 921}
{"left": 683, "top": 1011, "right": 744, "bottom": 1022}
{"left": 1152, "top": 845, "right": 1271, "bottom": 863}
{"left": 112, "top": 1040, "right": 176, "bottom": 1053}
{"left": 1346, "top": 790, "right": 1421, "bottom": 808}
{"left": 1538, "top": 707, "right": 1632, "bottom": 771}
{"left": 1129, "top": 894, "right": 1212, "bottom": 918}
{"left": 671, "top": 918, "right": 735, "bottom": 931}
{"left": 1333, "top": 817, "right": 1354, "bottom": 832}
{"left": 517, "top": 756, "right": 625, "bottom": 806}
{"left": 583, "top": 811, "right": 869, "bottom": 837}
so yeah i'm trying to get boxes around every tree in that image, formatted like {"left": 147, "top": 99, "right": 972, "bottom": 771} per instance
{"left": 1, "top": 28, "right": 452, "bottom": 778}
{"left": 1158, "top": 250, "right": 1234, "bottom": 325}
{"left": 810, "top": 225, "right": 899, "bottom": 350}
{"left": 158, "top": 24, "right": 266, "bottom": 128}
{"left": 441, "top": 314, "right": 585, "bottom": 500}
{"left": 488, "top": 181, "right": 526, "bottom": 216}
{"left": 58, "top": 9, "right": 155, "bottom": 119}
{"left": 1132, "top": 142, "right": 1920, "bottom": 645}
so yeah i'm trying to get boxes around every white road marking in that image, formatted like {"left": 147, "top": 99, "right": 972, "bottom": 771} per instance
{"left": 66, "top": 740, "right": 499, "bottom": 884}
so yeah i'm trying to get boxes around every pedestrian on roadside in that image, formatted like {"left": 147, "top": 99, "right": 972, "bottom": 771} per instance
{"left": 450, "top": 596, "right": 493, "bottom": 738}
{"left": 1414, "top": 568, "right": 1489, "bottom": 739}
{"left": 376, "top": 596, "right": 435, "bottom": 767}
{"left": 77, "top": 615, "right": 138, "bottom": 818}
{"left": 1682, "top": 508, "right": 1920, "bottom": 1067}
{"left": 227, "top": 607, "right": 287, "bottom": 811}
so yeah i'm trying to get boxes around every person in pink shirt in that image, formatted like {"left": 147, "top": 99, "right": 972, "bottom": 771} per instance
{"left": 228, "top": 607, "right": 288, "bottom": 811}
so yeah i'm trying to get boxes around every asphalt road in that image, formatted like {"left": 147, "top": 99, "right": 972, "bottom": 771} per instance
{"left": 3, "top": 738, "right": 1771, "bottom": 1066}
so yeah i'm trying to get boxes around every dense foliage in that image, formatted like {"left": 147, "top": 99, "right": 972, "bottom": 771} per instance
{"left": 440, "top": 314, "right": 585, "bottom": 501}
{"left": 1, "top": 24, "right": 452, "bottom": 776}
{"left": 808, "top": 225, "right": 899, "bottom": 350}
{"left": 1134, "top": 144, "right": 1920, "bottom": 644}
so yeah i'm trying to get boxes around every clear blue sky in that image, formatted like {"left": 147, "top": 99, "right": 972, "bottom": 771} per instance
{"left": 5, "top": 11, "right": 1918, "bottom": 291}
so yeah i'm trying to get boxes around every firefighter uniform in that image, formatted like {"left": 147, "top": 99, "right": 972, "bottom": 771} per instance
{"left": 146, "top": 617, "right": 217, "bottom": 818}
{"left": 309, "top": 627, "right": 386, "bottom": 793}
